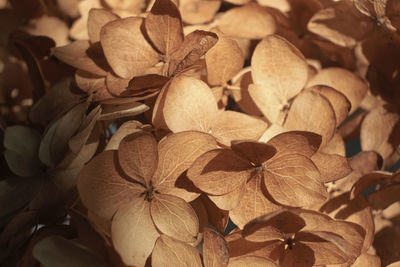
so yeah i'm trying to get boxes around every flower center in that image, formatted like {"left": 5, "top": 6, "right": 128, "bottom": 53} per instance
{"left": 285, "top": 237, "right": 295, "bottom": 250}
{"left": 141, "top": 182, "right": 159, "bottom": 202}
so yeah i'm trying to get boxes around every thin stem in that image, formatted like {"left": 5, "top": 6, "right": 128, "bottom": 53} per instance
{"left": 231, "top": 66, "right": 252, "bottom": 85}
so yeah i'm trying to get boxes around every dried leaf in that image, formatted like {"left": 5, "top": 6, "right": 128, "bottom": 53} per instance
{"left": 4, "top": 126, "right": 42, "bottom": 177}
{"left": 29, "top": 78, "right": 85, "bottom": 124}
{"left": 152, "top": 235, "right": 202, "bottom": 267}
{"left": 32, "top": 236, "right": 106, "bottom": 267}
{"left": 52, "top": 41, "right": 109, "bottom": 76}
{"left": 151, "top": 193, "right": 199, "bottom": 243}
{"left": 0, "top": 177, "right": 40, "bottom": 218}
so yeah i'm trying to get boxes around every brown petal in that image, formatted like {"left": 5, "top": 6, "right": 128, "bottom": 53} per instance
{"left": 295, "top": 231, "right": 351, "bottom": 265}
{"left": 284, "top": 89, "right": 336, "bottom": 147}
{"left": 251, "top": 35, "right": 308, "bottom": 118}
{"left": 311, "top": 152, "right": 352, "bottom": 183}
{"left": 264, "top": 154, "right": 328, "bottom": 207}
{"left": 153, "top": 131, "right": 217, "bottom": 185}
{"left": 309, "top": 85, "right": 351, "bottom": 126}
{"left": 307, "top": 0, "right": 373, "bottom": 47}
{"left": 321, "top": 133, "right": 346, "bottom": 156}
{"left": 125, "top": 74, "right": 169, "bottom": 92}
{"left": 201, "top": 195, "right": 230, "bottom": 233}
{"left": 352, "top": 253, "right": 381, "bottom": 267}
{"left": 145, "top": 0, "right": 184, "bottom": 56}
{"left": 230, "top": 175, "right": 281, "bottom": 229}
{"left": 226, "top": 230, "right": 283, "bottom": 259}
{"left": 105, "top": 71, "right": 130, "bottom": 96}
{"left": 103, "top": 120, "right": 141, "bottom": 149}
{"left": 229, "top": 256, "right": 278, "bottom": 267}
{"left": 216, "top": 3, "right": 276, "bottom": 39}
{"left": 163, "top": 76, "right": 218, "bottom": 133}
{"left": 52, "top": 40, "right": 109, "bottom": 76}
{"left": 111, "top": 199, "right": 159, "bottom": 267}
{"left": 258, "top": 124, "right": 287, "bottom": 143}
{"left": 153, "top": 131, "right": 218, "bottom": 201}
{"left": 231, "top": 72, "right": 263, "bottom": 116}
{"left": 75, "top": 70, "right": 111, "bottom": 101}
{"left": 179, "top": 0, "right": 221, "bottom": 25}
{"left": 297, "top": 211, "right": 365, "bottom": 260}
{"left": 279, "top": 241, "right": 315, "bottom": 267}
{"left": 367, "top": 184, "right": 400, "bottom": 210}
{"left": 243, "top": 210, "right": 306, "bottom": 242}
{"left": 100, "top": 17, "right": 160, "bottom": 79}
{"left": 350, "top": 171, "right": 392, "bottom": 199}
{"left": 203, "top": 228, "right": 229, "bottom": 267}
{"left": 306, "top": 67, "right": 368, "bottom": 114}
{"left": 77, "top": 151, "right": 143, "bottom": 220}
{"left": 360, "top": 106, "right": 400, "bottom": 159}
{"left": 118, "top": 131, "right": 158, "bottom": 185}
{"left": 208, "top": 181, "right": 246, "bottom": 210}
{"left": 320, "top": 193, "right": 374, "bottom": 252}
{"left": 231, "top": 141, "right": 276, "bottom": 165}
{"left": 99, "top": 100, "right": 149, "bottom": 121}
{"left": 333, "top": 151, "right": 382, "bottom": 192}
{"left": 205, "top": 35, "right": 244, "bottom": 86}
{"left": 266, "top": 131, "right": 322, "bottom": 158}
{"left": 152, "top": 235, "right": 202, "bottom": 267}
{"left": 247, "top": 83, "right": 288, "bottom": 124}
{"left": 169, "top": 30, "right": 218, "bottom": 75}
{"left": 187, "top": 149, "right": 252, "bottom": 195}
{"left": 87, "top": 9, "right": 119, "bottom": 44}
{"left": 151, "top": 193, "right": 199, "bottom": 243}
{"left": 212, "top": 111, "right": 268, "bottom": 146}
